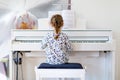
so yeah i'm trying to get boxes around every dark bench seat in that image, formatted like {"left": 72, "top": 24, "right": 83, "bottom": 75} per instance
{"left": 38, "top": 63, "right": 83, "bottom": 69}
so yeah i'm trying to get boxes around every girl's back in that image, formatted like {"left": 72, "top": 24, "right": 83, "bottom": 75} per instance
{"left": 42, "top": 32, "right": 72, "bottom": 64}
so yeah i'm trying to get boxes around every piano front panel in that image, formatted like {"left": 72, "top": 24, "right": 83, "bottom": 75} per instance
{"left": 12, "top": 42, "right": 114, "bottom": 51}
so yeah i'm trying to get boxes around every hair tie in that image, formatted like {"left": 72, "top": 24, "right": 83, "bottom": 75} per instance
{"left": 55, "top": 33, "right": 59, "bottom": 36}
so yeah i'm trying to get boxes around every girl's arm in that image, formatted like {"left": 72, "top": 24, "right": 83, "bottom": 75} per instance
{"left": 41, "top": 36, "right": 48, "bottom": 49}
{"left": 65, "top": 36, "right": 72, "bottom": 51}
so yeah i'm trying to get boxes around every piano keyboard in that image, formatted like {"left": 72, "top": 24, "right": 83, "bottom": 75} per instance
{"left": 14, "top": 40, "right": 107, "bottom": 43}
{"left": 11, "top": 29, "right": 114, "bottom": 51}
{"left": 14, "top": 35, "right": 109, "bottom": 43}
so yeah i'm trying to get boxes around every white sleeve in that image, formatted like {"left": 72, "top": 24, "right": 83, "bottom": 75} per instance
{"left": 65, "top": 35, "right": 72, "bottom": 51}
{"left": 41, "top": 35, "right": 48, "bottom": 49}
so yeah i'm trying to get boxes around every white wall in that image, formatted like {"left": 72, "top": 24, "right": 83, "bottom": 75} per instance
{"left": 71, "top": 0, "right": 120, "bottom": 80}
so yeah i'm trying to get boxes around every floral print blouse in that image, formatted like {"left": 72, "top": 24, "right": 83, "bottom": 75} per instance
{"left": 41, "top": 32, "right": 72, "bottom": 64}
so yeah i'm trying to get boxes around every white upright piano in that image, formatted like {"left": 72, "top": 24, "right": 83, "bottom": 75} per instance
{"left": 10, "top": 29, "right": 115, "bottom": 80}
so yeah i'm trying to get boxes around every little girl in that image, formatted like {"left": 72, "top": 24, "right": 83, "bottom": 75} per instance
{"left": 41, "top": 14, "right": 72, "bottom": 64}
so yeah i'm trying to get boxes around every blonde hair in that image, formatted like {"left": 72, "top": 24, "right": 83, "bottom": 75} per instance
{"left": 50, "top": 14, "right": 64, "bottom": 40}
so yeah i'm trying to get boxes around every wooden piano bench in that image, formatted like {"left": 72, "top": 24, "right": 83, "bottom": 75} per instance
{"left": 35, "top": 63, "right": 85, "bottom": 80}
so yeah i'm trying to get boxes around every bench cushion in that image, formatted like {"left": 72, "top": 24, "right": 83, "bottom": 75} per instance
{"left": 38, "top": 63, "right": 83, "bottom": 69}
